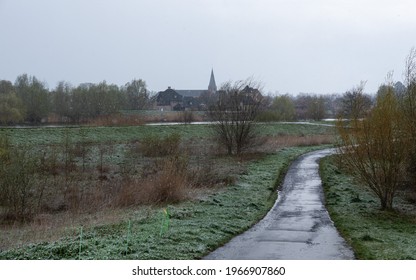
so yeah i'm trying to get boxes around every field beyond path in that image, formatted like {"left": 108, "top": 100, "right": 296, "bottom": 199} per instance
{"left": 0, "top": 123, "right": 335, "bottom": 259}
{"left": 205, "top": 149, "right": 354, "bottom": 260}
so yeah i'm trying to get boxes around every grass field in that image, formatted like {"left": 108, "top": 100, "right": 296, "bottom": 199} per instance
{"left": 0, "top": 146, "right": 326, "bottom": 259}
{"left": 320, "top": 156, "right": 416, "bottom": 259}
{"left": 0, "top": 122, "right": 334, "bottom": 259}
{"left": 0, "top": 122, "right": 334, "bottom": 146}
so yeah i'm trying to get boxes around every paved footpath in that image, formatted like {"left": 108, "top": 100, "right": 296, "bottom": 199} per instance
{"left": 204, "top": 149, "right": 354, "bottom": 260}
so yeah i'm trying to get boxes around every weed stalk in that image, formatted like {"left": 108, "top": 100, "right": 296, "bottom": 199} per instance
{"left": 79, "top": 226, "right": 83, "bottom": 260}
{"left": 159, "top": 208, "right": 170, "bottom": 237}
{"left": 125, "top": 220, "right": 131, "bottom": 256}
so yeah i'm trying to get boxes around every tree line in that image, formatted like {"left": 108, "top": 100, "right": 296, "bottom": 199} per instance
{"left": 2, "top": 72, "right": 407, "bottom": 126}
{"left": 259, "top": 89, "right": 374, "bottom": 122}
{"left": 0, "top": 74, "right": 150, "bottom": 124}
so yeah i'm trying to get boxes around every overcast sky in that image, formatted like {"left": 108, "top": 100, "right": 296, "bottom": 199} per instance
{"left": 1, "top": 0, "right": 415, "bottom": 94}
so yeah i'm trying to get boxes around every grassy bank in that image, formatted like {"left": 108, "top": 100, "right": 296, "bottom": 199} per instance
{"left": 320, "top": 156, "right": 416, "bottom": 259}
{"left": 0, "top": 146, "right": 322, "bottom": 259}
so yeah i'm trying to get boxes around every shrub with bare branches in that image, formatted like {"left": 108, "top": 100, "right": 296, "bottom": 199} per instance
{"left": 337, "top": 84, "right": 408, "bottom": 210}
{"left": 0, "top": 144, "right": 41, "bottom": 222}
{"left": 115, "top": 155, "right": 189, "bottom": 206}
{"left": 208, "top": 79, "right": 264, "bottom": 155}
{"left": 140, "top": 133, "right": 181, "bottom": 157}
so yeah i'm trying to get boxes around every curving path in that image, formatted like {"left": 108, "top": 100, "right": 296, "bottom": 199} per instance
{"left": 204, "top": 149, "right": 354, "bottom": 260}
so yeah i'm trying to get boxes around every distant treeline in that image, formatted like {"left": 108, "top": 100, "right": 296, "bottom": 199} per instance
{"left": 1, "top": 73, "right": 408, "bottom": 125}
{"left": 0, "top": 74, "right": 150, "bottom": 124}
{"left": 258, "top": 81, "right": 406, "bottom": 122}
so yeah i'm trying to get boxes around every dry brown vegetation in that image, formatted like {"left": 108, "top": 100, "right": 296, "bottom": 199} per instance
{"left": 62, "top": 111, "right": 205, "bottom": 127}
{"left": 0, "top": 132, "right": 250, "bottom": 250}
{"left": 88, "top": 114, "right": 145, "bottom": 126}
{"left": 0, "top": 122, "right": 335, "bottom": 251}
{"left": 256, "top": 134, "right": 334, "bottom": 153}
{"left": 0, "top": 150, "right": 249, "bottom": 252}
{"left": 140, "top": 111, "right": 205, "bottom": 123}
{"left": 0, "top": 131, "right": 244, "bottom": 229}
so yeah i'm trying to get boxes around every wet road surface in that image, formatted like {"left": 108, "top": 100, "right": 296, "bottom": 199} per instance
{"left": 204, "top": 149, "right": 354, "bottom": 260}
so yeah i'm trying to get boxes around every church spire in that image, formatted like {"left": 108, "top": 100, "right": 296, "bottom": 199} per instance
{"left": 208, "top": 68, "right": 217, "bottom": 93}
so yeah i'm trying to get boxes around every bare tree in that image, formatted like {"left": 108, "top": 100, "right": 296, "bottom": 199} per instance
{"left": 404, "top": 47, "right": 416, "bottom": 90}
{"left": 294, "top": 94, "right": 326, "bottom": 121}
{"left": 403, "top": 48, "right": 416, "bottom": 133}
{"left": 340, "top": 81, "right": 372, "bottom": 120}
{"left": 271, "top": 94, "right": 296, "bottom": 121}
{"left": 208, "top": 80, "right": 263, "bottom": 155}
{"left": 124, "top": 79, "right": 149, "bottom": 110}
{"left": 14, "top": 74, "right": 50, "bottom": 123}
{"left": 403, "top": 47, "right": 416, "bottom": 188}
{"left": 307, "top": 95, "right": 326, "bottom": 121}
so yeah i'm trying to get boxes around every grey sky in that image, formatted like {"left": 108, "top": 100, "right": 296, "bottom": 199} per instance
{"left": 1, "top": 0, "right": 415, "bottom": 94}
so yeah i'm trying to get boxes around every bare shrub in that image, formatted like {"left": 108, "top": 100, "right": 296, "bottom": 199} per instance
{"left": 96, "top": 143, "right": 116, "bottom": 180}
{"left": 180, "top": 138, "right": 217, "bottom": 157}
{"left": 337, "top": 85, "right": 408, "bottom": 210}
{"left": 113, "top": 179, "right": 142, "bottom": 207}
{"left": 39, "top": 148, "right": 59, "bottom": 176}
{"left": 62, "top": 129, "right": 77, "bottom": 173}
{"left": 407, "top": 153, "right": 416, "bottom": 191}
{"left": 64, "top": 185, "right": 82, "bottom": 213}
{"left": 187, "top": 160, "right": 217, "bottom": 188}
{"left": 72, "top": 129, "right": 91, "bottom": 172}
{"left": 208, "top": 79, "right": 264, "bottom": 155}
{"left": 148, "top": 155, "right": 188, "bottom": 203}
{"left": 140, "top": 133, "right": 181, "bottom": 157}
{"left": 339, "top": 81, "right": 372, "bottom": 119}
{"left": 33, "top": 213, "right": 55, "bottom": 227}
{"left": 180, "top": 110, "right": 195, "bottom": 124}
{"left": 114, "top": 155, "right": 189, "bottom": 206}
{"left": 50, "top": 180, "right": 117, "bottom": 214}
{"left": 0, "top": 146, "right": 40, "bottom": 222}
{"left": 403, "top": 47, "right": 416, "bottom": 192}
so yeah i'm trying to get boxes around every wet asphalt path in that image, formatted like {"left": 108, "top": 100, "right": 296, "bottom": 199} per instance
{"left": 204, "top": 149, "right": 354, "bottom": 260}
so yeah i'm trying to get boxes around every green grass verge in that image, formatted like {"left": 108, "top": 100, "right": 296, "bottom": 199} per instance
{"left": 0, "top": 123, "right": 334, "bottom": 146}
{"left": 320, "top": 156, "right": 416, "bottom": 259}
{"left": 0, "top": 146, "right": 322, "bottom": 260}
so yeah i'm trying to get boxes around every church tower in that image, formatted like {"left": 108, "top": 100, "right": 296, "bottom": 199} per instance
{"left": 208, "top": 68, "right": 217, "bottom": 93}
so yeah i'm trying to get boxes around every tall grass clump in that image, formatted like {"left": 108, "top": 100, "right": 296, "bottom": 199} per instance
{"left": 150, "top": 155, "right": 188, "bottom": 203}
{"left": 115, "top": 155, "right": 189, "bottom": 207}
{"left": 115, "top": 132, "right": 190, "bottom": 206}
